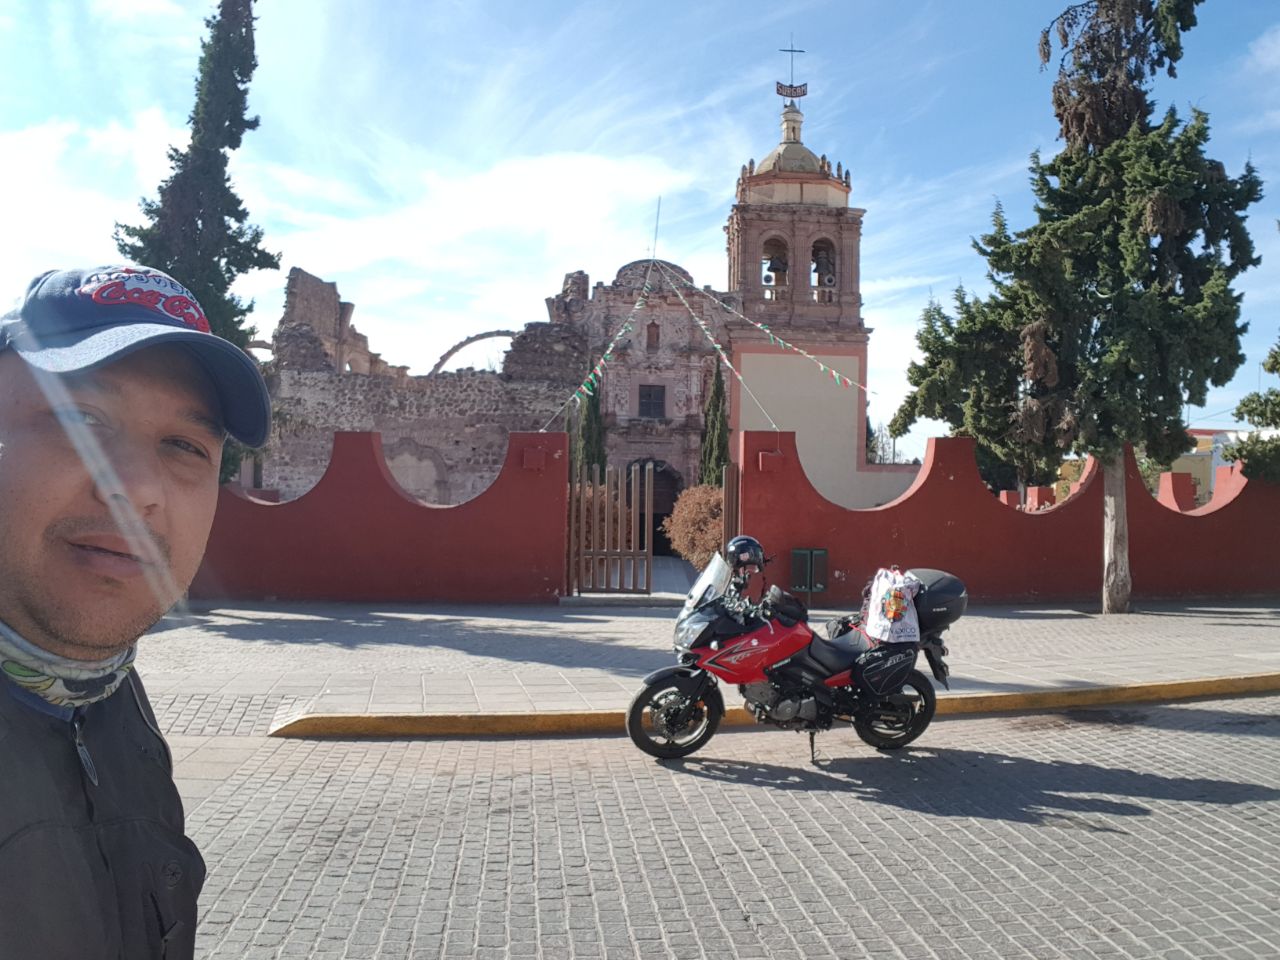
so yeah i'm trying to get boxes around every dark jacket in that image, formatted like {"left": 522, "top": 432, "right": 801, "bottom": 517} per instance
{"left": 0, "top": 670, "right": 205, "bottom": 960}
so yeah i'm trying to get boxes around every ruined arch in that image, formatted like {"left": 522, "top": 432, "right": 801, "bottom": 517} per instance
{"left": 382, "top": 436, "right": 451, "bottom": 504}
{"left": 429, "top": 330, "right": 518, "bottom": 377}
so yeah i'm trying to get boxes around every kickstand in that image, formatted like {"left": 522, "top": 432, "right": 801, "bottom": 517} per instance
{"left": 808, "top": 730, "right": 828, "bottom": 766}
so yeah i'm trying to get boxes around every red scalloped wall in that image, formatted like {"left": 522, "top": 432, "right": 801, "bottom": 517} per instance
{"left": 737, "top": 431, "right": 1280, "bottom": 604}
{"left": 190, "top": 432, "right": 569, "bottom": 603}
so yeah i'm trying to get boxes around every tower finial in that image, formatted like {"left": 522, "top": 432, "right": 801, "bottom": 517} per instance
{"left": 777, "top": 35, "right": 807, "bottom": 100}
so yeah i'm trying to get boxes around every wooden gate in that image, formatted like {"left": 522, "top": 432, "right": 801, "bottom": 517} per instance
{"left": 568, "top": 462, "right": 654, "bottom": 594}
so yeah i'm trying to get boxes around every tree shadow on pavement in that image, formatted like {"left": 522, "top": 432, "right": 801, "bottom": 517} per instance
{"left": 664, "top": 739, "right": 1280, "bottom": 828}
{"left": 150, "top": 605, "right": 674, "bottom": 676}
{"left": 966, "top": 608, "right": 1097, "bottom": 620}
{"left": 1009, "top": 704, "right": 1280, "bottom": 739}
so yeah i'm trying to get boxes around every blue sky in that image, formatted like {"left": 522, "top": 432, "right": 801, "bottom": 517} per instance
{"left": 2, "top": 0, "right": 1277, "bottom": 459}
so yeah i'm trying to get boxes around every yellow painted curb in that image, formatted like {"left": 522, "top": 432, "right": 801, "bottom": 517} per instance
{"left": 269, "top": 672, "right": 1280, "bottom": 739}
{"left": 933, "top": 672, "right": 1280, "bottom": 716}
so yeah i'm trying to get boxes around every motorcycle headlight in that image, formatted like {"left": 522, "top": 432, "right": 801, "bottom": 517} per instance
{"left": 674, "top": 610, "right": 714, "bottom": 650}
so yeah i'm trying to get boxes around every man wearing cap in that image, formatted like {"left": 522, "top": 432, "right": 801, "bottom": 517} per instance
{"left": 0, "top": 266, "right": 271, "bottom": 959}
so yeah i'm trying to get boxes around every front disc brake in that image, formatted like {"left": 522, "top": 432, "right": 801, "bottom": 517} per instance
{"left": 655, "top": 694, "right": 703, "bottom": 739}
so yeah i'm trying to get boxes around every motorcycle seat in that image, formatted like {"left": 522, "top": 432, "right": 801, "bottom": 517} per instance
{"left": 809, "top": 627, "right": 874, "bottom": 674}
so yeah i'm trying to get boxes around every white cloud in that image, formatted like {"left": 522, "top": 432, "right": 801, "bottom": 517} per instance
{"left": 861, "top": 274, "right": 952, "bottom": 298}
{"left": 1237, "top": 108, "right": 1280, "bottom": 134}
{"left": 82, "top": 106, "right": 188, "bottom": 194}
{"left": 226, "top": 145, "right": 711, "bottom": 373}
{"left": 87, "top": 0, "right": 186, "bottom": 15}
{"left": 0, "top": 109, "right": 186, "bottom": 292}
{"left": 1246, "top": 23, "right": 1280, "bottom": 73}
{"left": 0, "top": 121, "right": 136, "bottom": 276}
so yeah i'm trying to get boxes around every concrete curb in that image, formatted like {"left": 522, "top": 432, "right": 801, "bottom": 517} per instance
{"left": 557, "top": 595, "right": 686, "bottom": 608}
{"left": 268, "top": 671, "right": 1280, "bottom": 739}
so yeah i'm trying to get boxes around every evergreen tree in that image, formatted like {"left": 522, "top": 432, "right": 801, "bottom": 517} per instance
{"left": 574, "top": 384, "right": 607, "bottom": 478}
{"left": 891, "top": 285, "right": 1062, "bottom": 488}
{"left": 1228, "top": 333, "right": 1280, "bottom": 483}
{"left": 895, "top": 0, "right": 1261, "bottom": 612}
{"left": 864, "top": 400, "right": 878, "bottom": 463}
{"left": 115, "top": 0, "right": 279, "bottom": 350}
{"left": 698, "top": 363, "right": 730, "bottom": 486}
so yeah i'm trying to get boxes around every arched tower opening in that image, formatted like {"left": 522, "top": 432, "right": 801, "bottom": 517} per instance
{"left": 811, "top": 238, "right": 837, "bottom": 302}
{"left": 761, "top": 237, "right": 790, "bottom": 300}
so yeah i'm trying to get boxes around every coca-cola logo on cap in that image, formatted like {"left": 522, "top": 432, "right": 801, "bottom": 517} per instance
{"left": 78, "top": 268, "right": 210, "bottom": 333}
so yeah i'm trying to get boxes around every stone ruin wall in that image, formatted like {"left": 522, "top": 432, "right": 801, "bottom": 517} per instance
{"left": 261, "top": 268, "right": 585, "bottom": 504}
{"left": 263, "top": 367, "right": 574, "bottom": 504}
{"left": 260, "top": 263, "right": 731, "bottom": 505}
{"left": 272, "top": 267, "right": 410, "bottom": 378}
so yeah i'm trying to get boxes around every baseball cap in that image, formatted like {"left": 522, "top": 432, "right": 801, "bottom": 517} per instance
{"left": 0, "top": 265, "right": 271, "bottom": 447}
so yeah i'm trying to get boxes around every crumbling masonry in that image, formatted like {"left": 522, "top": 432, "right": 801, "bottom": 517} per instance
{"left": 260, "top": 264, "right": 726, "bottom": 506}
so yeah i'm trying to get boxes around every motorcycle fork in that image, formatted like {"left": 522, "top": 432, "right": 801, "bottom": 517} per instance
{"left": 673, "top": 672, "right": 715, "bottom": 725}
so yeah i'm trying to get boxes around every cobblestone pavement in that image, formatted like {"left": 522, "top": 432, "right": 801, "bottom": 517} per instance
{"left": 176, "top": 694, "right": 1280, "bottom": 960}
{"left": 138, "top": 600, "right": 1280, "bottom": 727}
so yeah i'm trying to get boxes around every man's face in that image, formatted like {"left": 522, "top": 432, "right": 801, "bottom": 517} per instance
{"left": 0, "top": 345, "right": 224, "bottom": 660}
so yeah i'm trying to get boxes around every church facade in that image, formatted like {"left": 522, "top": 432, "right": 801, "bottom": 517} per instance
{"left": 253, "top": 89, "right": 917, "bottom": 512}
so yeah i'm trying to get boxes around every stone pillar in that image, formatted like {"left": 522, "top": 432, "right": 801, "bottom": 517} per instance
{"left": 1025, "top": 486, "right": 1056, "bottom": 511}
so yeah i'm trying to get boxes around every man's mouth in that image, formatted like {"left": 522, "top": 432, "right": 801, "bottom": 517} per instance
{"left": 65, "top": 534, "right": 155, "bottom": 568}
{"left": 71, "top": 543, "right": 143, "bottom": 562}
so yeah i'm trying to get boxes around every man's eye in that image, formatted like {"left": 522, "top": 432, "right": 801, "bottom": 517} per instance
{"left": 56, "top": 409, "right": 105, "bottom": 428}
{"left": 166, "top": 438, "right": 210, "bottom": 460}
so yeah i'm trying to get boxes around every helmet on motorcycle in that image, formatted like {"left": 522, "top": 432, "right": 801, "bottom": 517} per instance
{"left": 725, "top": 535, "right": 766, "bottom": 575}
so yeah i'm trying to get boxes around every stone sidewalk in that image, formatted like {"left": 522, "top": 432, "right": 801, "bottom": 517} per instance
{"left": 136, "top": 598, "right": 1280, "bottom": 738}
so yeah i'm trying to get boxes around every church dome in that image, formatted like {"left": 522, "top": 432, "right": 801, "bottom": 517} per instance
{"left": 754, "top": 101, "right": 821, "bottom": 175}
{"left": 613, "top": 259, "right": 692, "bottom": 290}
{"left": 756, "top": 142, "right": 822, "bottom": 174}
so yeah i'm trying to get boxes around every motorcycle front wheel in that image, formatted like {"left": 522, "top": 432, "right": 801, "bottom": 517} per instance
{"left": 626, "top": 677, "right": 722, "bottom": 759}
{"left": 853, "top": 669, "right": 936, "bottom": 750}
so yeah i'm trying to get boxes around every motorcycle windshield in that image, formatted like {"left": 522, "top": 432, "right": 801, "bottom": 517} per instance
{"left": 679, "top": 553, "right": 731, "bottom": 622}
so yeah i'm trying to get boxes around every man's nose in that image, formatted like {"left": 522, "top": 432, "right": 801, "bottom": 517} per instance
{"left": 91, "top": 436, "right": 165, "bottom": 520}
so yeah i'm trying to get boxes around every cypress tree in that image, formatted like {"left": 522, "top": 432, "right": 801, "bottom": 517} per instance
{"left": 115, "top": 0, "right": 279, "bottom": 350}
{"left": 699, "top": 363, "right": 730, "bottom": 486}
{"left": 864, "top": 400, "right": 878, "bottom": 463}
{"left": 575, "top": 383, "right": 607, "bottom": 477}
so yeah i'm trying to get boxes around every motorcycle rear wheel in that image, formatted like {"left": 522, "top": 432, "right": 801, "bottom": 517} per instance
{"left": 626, "top": 678, "right": 722, "bottom": 759}
{"left": 853, "top": 669, "right": 936, "bottom": 750}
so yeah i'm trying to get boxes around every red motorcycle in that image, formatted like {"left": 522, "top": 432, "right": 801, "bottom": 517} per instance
{"left": 625, "top": 538, "right": 967, "bottom": 761}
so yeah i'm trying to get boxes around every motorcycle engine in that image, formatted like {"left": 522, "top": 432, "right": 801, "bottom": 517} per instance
{"left": 741, "top": 682, "right": 818, "bottom": 723}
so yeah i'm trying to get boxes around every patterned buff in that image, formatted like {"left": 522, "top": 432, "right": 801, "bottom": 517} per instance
{"left": 0, "top": 619, "right": 135, "bottom": 708}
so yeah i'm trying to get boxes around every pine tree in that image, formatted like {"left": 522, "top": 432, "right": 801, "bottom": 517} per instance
{"left": 895, "top": 0, "right": 1261, "bottom": 613}
{"left": 115, "top": 0, "right": 279, "bottom": 350}
{"left": 891, "top": 284, "right": 1063, "bottom": 487}
{"left": 699, "top": 363, "right": 730, "bottom": 486}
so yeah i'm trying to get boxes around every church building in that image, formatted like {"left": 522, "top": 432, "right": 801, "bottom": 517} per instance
{"left": 255, "top": 83, "right": 917, "bottom": 516}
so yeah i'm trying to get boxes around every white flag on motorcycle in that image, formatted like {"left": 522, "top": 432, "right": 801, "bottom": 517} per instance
{"left": 864, "top": 567, "right": 923, "bottom": 644}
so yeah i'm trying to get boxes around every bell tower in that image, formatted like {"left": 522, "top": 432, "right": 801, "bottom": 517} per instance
{"left": 721, "top": 62, "right": 914, "bottom": 511}
{"left": 725, "top": 92, "right": 865, "bottom": 327}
